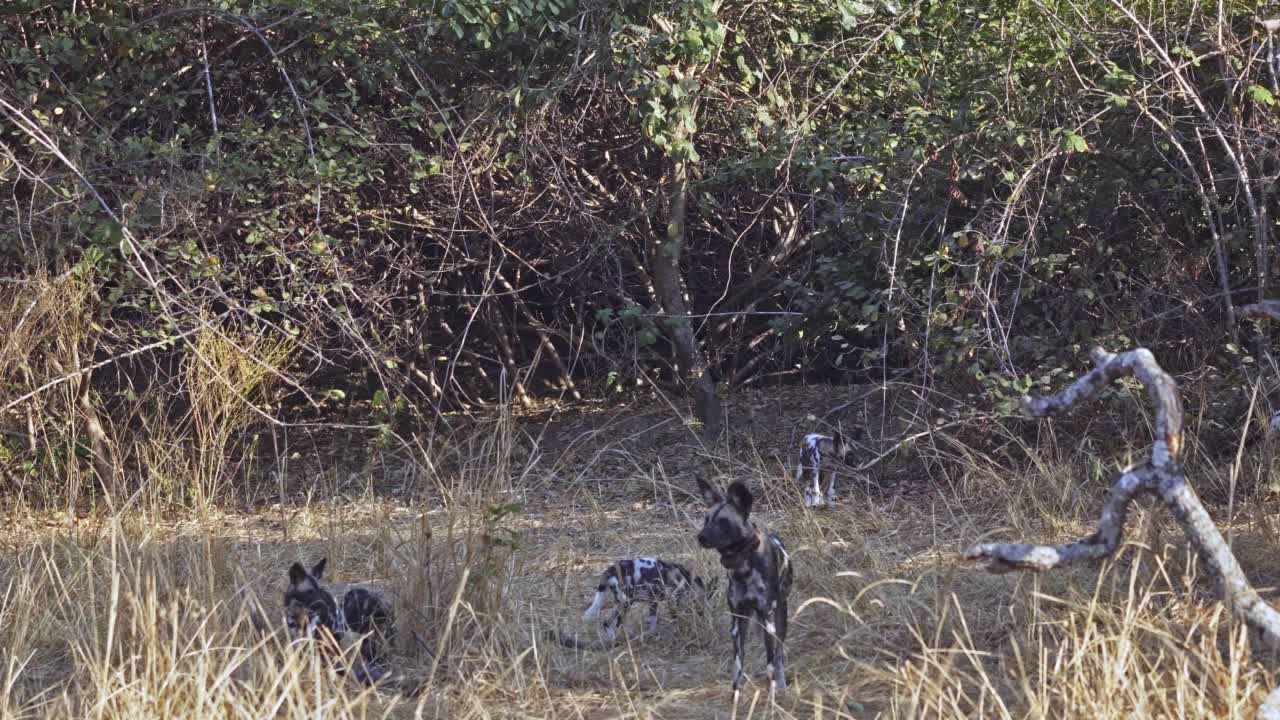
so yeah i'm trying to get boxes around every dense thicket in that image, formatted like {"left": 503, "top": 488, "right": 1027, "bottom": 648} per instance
{"left": 1, "top": 0, "right": 1277, "bottom": 501}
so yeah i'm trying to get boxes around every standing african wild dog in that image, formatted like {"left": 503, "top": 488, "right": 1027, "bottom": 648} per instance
{"left": 284, "top": 558, "right": 396, "bottom": 684}
{"left": 695, "top": 478, "right": 794, "bottom": 699}
{"left": 581, "top": 557, "right": 716, "bottom": 641}
{"left": 795, "top": 430, "right": 859, "bottom": 507}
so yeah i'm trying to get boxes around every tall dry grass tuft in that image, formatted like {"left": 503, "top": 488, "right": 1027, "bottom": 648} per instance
{"left": 0, "top": 519, "right": 406, "bottom": 719}
{"left": 0, "top": 270, "right": 107, "bottom": 511}
{"left": 393, "top": 387, "right": 528, "bottom": 692}
{"left": 177, "top": 323, "right": 294, "bottom": 509}
{"left": 0, "top": 273, "right": 296, "bottom": 514}
{"left": 848, "top": 543, "right": 1276, "bottom": 719}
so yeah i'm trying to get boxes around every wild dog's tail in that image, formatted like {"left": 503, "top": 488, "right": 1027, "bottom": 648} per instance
{"left": 583, "top": 586, "right": 607, "bottom": 619}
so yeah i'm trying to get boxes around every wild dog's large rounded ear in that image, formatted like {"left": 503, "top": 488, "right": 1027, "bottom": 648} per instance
{"left": 696, "top": 476, "right": 722, "bottom": 505}
{"left": 288, "top": 562, "right": 308, "bottom": 585}
{"left": 726, "top": 481, "right": 753, "bottom": 516}
{"left": 311, "top": 558, "right": 327, "bottom": 580}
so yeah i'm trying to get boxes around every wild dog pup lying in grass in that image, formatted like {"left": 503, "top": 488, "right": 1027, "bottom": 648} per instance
{"left": 795, "top": 430, "right": 858, "bottom": 507}
{"left": 554, "top": 557, "right": 715, "bottom": 648}
{"left": 695, "top": 478, "right": 794, "bottom": 700}
{"left": 284, "top": 558, "right": 396, "bottom": 684}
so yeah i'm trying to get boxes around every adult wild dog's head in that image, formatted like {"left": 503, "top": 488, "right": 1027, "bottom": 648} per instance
{"left": 695, "top": 478, "right": 755, "bottom": 552}
{"left": 284, "top": 558, "right": 340, "bottom": 643}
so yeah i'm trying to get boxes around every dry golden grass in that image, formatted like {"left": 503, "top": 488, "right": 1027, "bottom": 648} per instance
{"left": 1, "top": 411, "right": 1279, "bottom": 720}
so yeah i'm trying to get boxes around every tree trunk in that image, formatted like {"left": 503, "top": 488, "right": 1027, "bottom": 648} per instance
{"left": 649, "top": 156, "right": 723, "bottom": 439}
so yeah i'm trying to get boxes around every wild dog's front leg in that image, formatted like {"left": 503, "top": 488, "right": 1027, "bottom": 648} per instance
{"left": 822, "top": 466, "right": 838, "bottom": 505}
{"left": 730, "top": 613, "right": 749, "bottom": 701}
{"left": 766, "top": 599, "right": 788, "bottom": 691}
{"left": 760, "top": 612, "right": 776, "bottom": 692}
{"left": 797, "top": 461, "right": 818, "bottom": 507}
{"left": 803, "top": 466, "right": 825, "bottom": 507}
{"left": 605, "top": 598, "right": 631, "bottom": 642}
{"left": 645, "top": 602, "right": 659, "bottom": 635}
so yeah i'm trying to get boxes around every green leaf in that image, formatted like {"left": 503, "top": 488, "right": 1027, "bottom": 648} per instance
{"left": 1064, "top": 132, "right": 1088, "bottom": 153}
{"left": 1248, "top": 84, "right": 1275, "bottom": 106}
{"left": 837, "top": 0, "right": 874, "bottom": 29}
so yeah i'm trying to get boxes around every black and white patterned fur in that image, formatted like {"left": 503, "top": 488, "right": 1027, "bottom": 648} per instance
{"left": 695, "top": 478, "right": 794, "bottom": 700}
{"left": 284, "top": 558, "right": 396, "bottom": 684}
{"left": 582, "top": 557, "right": 714, "bottom": 641}
{"left": 795, "top": 431, "right": 857, "bottom": 507}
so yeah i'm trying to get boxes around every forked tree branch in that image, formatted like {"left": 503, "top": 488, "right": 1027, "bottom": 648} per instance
{"left": 962, "top": 347, "right": 1280, "bottom": 719}
{"left": 1019, "top": 348, "right": 1183, "bottom": 467}
{"left": 966, "top": 465, "right": 1157, "bottom": 573}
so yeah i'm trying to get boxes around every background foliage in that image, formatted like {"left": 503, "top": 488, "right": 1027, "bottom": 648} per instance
{"left": 2, "top": 0, "right": 1278, "bottom": 504}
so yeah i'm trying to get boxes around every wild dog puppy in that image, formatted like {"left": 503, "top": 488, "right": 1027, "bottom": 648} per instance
{"left": 695, "top": 478, "right": 794, "bottom": 700}
{"left": 284, "top": 559, "right": 396, "bottom": 684}
{"left": 581, "top": 557, "right": 715, "bottom": 641}
{"left": 795, "top": 430, "right": 858, "bottom": 507}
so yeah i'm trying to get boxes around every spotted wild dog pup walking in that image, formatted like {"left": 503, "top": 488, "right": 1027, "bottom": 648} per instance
{"left": 695, "top": 478, "right": 794, "bottom": 700}
{"left": 795, "top": 430, "right": 859, "bottom": 506}
{"left": 581, "top": 557, "right": 715, "bottom": 641}
{"left": 284, "top": 558, "right": 396, "bottom": 684}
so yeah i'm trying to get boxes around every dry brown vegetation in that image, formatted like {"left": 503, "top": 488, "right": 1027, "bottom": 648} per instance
{"left": 5, "top": 2, "right": 1280, "bottom": 716}
{"left": 4, "top": 347, "right": 1280, "bottom": 718}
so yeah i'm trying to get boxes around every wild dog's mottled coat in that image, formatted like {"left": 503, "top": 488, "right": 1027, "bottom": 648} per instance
{"left": 696, "top": 478, "right": 794, "bottom": 699}
{"left": 283, "top": 558, "right": 396, "bottom": 684}
{"left": 795, "top": 431, "right": 858, "bottom": 506}
{"left": 582, "top": 557, "right": 712, "bottom": 640}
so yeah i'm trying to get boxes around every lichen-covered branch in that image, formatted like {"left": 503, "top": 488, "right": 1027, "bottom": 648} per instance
{"left": 1154, "top": 470, "right": 1280, "bottom": 649}
{"left": 963, "top": 346, "right": 1280, "bottom": 719}
{"left": 963, "top": 465, "right": 1156, "bottom": 572}
{"left": 1022, "top": 347, "right": 1182, "bottom": 467}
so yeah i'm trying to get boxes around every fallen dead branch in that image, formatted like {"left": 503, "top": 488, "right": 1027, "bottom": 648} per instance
{"left": 962, "top": 346, "right": 1280, "bottom": 719}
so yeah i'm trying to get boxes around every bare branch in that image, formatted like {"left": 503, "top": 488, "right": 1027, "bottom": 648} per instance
{"left": 1241, "top": 301, "right": 1280, "bottom": 322}
{"left": 1023, "top": 347, "right": 1183, "bottom": 467}
{"left": 0, "top": 328, "right": 203, "bottom": 415}
{"left": 964, "top": 465, "right": 1157, "bottom": 573}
